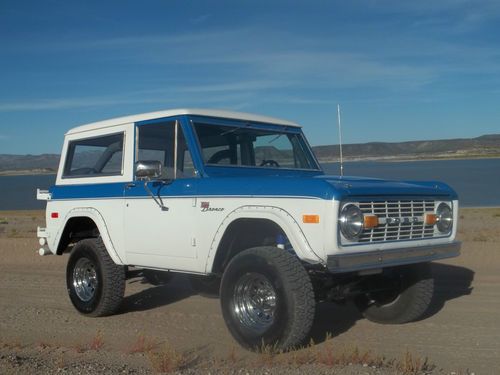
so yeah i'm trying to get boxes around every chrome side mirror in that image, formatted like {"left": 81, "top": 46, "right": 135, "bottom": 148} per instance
{"left": 135, "top": 160, "right": 162, "bottom": 180}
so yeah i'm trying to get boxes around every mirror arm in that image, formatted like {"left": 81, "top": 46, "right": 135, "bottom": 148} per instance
{"left": 143, "top": 180, "right": 169, "bottom": 211}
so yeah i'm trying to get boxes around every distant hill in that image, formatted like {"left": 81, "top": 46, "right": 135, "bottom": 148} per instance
{"left": 312, "top": 134, "right": 500, "bottom": 162}
{"left": 1, "top": 134, "right": 499, "bottom": 175}
{"left": 0, "top": 154, "right": 59, "bottom": 175}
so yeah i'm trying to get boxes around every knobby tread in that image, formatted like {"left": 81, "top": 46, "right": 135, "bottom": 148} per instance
{"left": 358, "top": 263, "right": 434, "bottom": 324}
{"left": 397, "top": 274, "right": 434, "bottom": 323}
{"left": 91, "top": 238, "right": 126, "bottom": 317}
{"left": 69, "top": 238, "right": 125, "bottom": 317}
{"left": 230, "top": 246, "right": 315, "bottom": 350}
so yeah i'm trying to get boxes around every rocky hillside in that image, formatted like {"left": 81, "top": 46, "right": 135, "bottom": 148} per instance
{"left": 0, "top": 154, "right": 59, "bottom": 174}
{"left": 312, "top": 134, "right": 500, "bottom": 162}
{"left": 1, "top": 134, "right": 499, "bottom": 174}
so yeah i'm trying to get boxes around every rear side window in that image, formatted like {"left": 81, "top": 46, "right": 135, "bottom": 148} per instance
{"left": 63, "top": 133, "right": 124, "bottom": 178}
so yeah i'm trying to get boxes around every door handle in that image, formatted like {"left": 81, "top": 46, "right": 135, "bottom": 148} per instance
{"left": 125, "top": 182, "right": 136, "bottom": 189}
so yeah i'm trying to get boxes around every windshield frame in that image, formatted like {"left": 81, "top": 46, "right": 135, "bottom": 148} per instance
{"left": 187, "top": 115, "right": 322, "bottom": 173}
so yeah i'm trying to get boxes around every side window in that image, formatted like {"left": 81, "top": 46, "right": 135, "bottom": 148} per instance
{"left": 136, "top": 121, "right": 195, "bottom": 179}
{"left": 63, "top": 133, "right": 124, "bottom": 177}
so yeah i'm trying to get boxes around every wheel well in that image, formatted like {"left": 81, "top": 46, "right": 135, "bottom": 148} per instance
{"left": 211, "top": 218, "right": 286, "bottom": 274}
{"left": 57, "top": 216, "right": 100, "bottom": 255}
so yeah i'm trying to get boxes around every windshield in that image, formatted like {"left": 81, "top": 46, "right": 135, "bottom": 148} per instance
{"left": 193, "top": 121, "right": 320, "bottom": 170}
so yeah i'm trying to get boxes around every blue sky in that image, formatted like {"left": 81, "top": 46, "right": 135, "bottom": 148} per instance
{"left": 1, "top": 0, "right": 499, "bottom": 154}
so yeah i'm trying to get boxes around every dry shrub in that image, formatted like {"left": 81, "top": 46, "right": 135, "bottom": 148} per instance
{"left": 288, "top": 349, "right": 313, "bottom": 366}
{"left": 88, "top": 330, "right": 104, "bottom": 351}
{"left": 148, "top": 342, "right": 193, "bottom": 373}
{"left": 128, "top": 335, "right": 157, "bottom": 354}
{"left": 255, "top": 341, "right": 283, "bottom": 368}
{"left": 315, "top": 342, "right": 385, "bottom": 368}
{"left": 55, "top": 354, "right": 65, "bottom": 369}
{"left": 36, "top": 341, "right": 51, "bottom": 351}
{"left": 73, "top": 344, "right": 86, "bottom": 353}
{"left": 227, "top": 346, "right": 238, "bottom": 363}
{"left": 395, "top": 349, "right": 434, "bottom": 374}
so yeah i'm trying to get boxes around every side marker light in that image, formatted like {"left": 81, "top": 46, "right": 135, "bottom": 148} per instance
{"left": 303, "top": 215, "right": 320, "bottom": 224}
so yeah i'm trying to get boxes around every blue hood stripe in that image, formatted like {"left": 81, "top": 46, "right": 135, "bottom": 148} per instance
{"left": 49, "top": 175, "right": 457, "bottom": 201}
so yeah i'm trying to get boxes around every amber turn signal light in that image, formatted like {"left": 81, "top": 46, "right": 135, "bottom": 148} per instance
{"left": 363, "top": 215, "right": 379, "bottom": 229}
{"left": 303, "top": 214, "right": 320, "bottom": 224}
{"left": 424, "top": 213, "right": 438, "bottom": 225}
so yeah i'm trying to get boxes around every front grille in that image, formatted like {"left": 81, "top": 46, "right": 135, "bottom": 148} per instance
{"left": 357, "top": 200, "right": 436, "bottom": 243}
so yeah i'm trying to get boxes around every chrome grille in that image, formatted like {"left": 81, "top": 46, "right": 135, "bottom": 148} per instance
{"left": 358, "top": 200, "right": 435, "bottom": 243}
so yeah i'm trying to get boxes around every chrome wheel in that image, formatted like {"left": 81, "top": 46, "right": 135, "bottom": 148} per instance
{"left": 232, "top": 273, "right": 277, "bottom": 334}
{"left": 73, "top": 257, "right": 98, "bottom": 302}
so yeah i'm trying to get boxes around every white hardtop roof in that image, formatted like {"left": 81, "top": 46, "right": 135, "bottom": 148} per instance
{"left": 66, "top": 108, "right": 300, "bottom": 135}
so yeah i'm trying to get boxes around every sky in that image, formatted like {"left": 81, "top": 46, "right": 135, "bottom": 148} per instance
{"left": 1, "top": 0, "right": 499, "bottom": 155}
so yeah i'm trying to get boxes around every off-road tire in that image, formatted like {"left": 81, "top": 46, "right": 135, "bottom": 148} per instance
{"left": 220, "top": 246, "right": 315, "bottom": 351}
{"left": 355, "top": 263, "right": 434, "bottom": 324}
{"left": 66, "top": 238, "right": 125, "bottom": 317}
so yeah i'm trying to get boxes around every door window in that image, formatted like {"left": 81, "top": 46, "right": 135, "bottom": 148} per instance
{"left": 136, "top": 121, "right": 195, "bottom": 179}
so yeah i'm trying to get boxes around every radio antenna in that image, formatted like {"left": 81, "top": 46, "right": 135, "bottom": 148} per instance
{"left": 337, "top": 104, "right": 344, "bottom": 177}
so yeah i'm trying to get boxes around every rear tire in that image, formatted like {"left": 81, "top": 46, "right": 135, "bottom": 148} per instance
{"left": 66, "top": 238, "right": 125, "bottom": 317}
{"left": 355, "top": 263, "right": 434, "bottom": 324}
{"left": 220, "top": 247, "right": 315, "bottom": 351}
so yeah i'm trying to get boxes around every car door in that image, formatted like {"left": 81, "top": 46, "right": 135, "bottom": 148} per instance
{"left": 123, "top": 119, "right": 198, "bottom": 272}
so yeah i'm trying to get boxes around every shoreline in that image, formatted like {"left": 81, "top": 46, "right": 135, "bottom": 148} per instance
{"left": 1, "top": 156, "right": 500, "bottom": 177}
{"left": 0, "top": 170, "right": 56, "bottom": 177}
{"left": 316, "top": 154, "right": 500, "bottom": 164}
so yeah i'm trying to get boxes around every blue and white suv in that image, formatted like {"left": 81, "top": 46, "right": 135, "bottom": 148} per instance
{"left": 37, "top": 108, "right": 461, "bottom": 350}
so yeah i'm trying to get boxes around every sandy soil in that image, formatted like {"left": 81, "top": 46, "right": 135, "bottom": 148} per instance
{"left": 0, "top": 208, "right": 499, "bottom": 374}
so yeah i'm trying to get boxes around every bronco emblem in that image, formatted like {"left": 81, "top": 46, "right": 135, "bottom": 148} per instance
{"left": 200, "top": 201, "right": 224, "bottom": 212}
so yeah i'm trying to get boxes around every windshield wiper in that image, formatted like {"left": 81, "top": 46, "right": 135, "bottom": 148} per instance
{"left": 267, "top": 126, "right": 290, "bottom": 144}
{"left": 219, "top": 122, "right": 251, "bottom": 136}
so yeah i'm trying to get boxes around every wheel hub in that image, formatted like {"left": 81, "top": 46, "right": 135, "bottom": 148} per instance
{"left": 232, "top": 273, "right": 277, "bottom": 334}
{"left": 73, "top": 257, "right": 98, "bottom": 302}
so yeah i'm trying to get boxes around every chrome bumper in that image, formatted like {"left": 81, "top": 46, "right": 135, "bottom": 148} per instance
{"left": 327, "top": 241, "right": 461, "bottom": 273}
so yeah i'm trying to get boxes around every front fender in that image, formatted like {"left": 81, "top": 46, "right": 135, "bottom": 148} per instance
{"left": 204, "top": 205, "right": 324, "bottom": 273}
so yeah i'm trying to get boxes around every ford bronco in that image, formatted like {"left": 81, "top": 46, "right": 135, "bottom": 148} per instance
{"left": 37, "top": 108, "right": 461, "bottom": 350}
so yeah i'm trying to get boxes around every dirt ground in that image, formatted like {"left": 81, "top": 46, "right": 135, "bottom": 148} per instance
{"left": 0, "top": 208, "right": 499, "bottom": 374}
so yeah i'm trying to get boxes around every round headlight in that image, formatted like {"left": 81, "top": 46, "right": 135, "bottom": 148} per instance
{"left": 436, "top": 203, "right": 453, "bottom": 233}
{"left": 339, "top": 204, "right": 364, "bottom": 240}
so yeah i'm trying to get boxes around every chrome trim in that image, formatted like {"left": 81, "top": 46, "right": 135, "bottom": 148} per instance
{"left": 339, "top": 199, "right": 455, "bottom": 246}
{"left": 327, "top": 241, "right": 461, "bottom": 273}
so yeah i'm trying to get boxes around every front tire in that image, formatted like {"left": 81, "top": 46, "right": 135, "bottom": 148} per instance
{"left": 355, "top": 263, "right": 434, "bottom": 324}
{"left": 220, "top": 247, "right": 315, "bottom": 351}
{"left": 66, "top": 238, "right": 125, "bottom": 317}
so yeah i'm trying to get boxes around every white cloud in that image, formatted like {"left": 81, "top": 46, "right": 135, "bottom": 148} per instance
{"left": 0, "top": 96, "right": 165, "bottom": 112}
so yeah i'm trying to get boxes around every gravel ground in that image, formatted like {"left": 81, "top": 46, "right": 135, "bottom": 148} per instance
{"left": 1, "top": 208, "right": 499, "bottom": 374}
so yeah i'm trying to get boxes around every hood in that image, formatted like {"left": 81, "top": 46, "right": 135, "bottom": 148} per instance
{"left": 318, "top": 175, "right": 458, "bottom": 201}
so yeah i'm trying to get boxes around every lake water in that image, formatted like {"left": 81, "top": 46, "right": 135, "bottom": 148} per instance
{"left": 0, "top": 158, "right": 499, "bottom": 210}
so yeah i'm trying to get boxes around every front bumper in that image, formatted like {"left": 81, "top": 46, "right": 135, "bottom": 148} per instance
{"left": 327, "top": 241, "right": 461, "bottom": 273}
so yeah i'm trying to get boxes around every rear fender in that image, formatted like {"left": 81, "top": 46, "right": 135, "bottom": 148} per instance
{"left": 53, "top": 207, "right": 124, "bottom": 265}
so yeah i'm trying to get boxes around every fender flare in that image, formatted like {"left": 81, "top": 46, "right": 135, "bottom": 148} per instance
{"left": 204, "top": 205, "right": 323, "bottom": 273}
{"left": 53, "top": 207, "right": 125, "bottom": 265}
